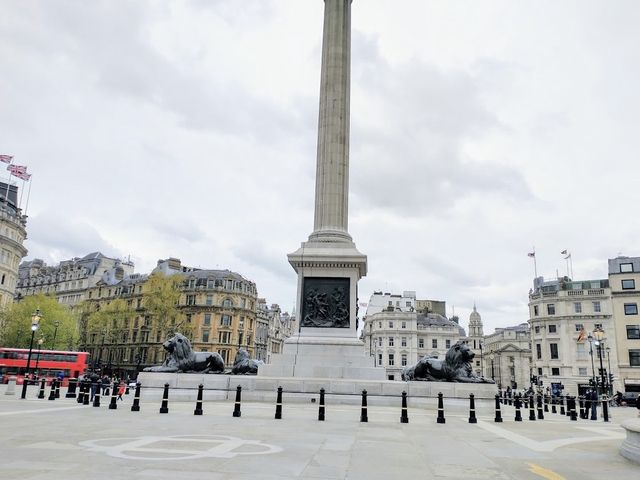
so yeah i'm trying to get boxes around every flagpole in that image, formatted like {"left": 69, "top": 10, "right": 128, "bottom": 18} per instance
{"left": 1, "top": 156, "right": 13, "bottom": 203}
{"left": 529, "top": 247, "right": 538, "bottom": 278}
{"left": 24, "top": 175, "right": 33, "bottom": 216}
{"left": 19, "top": 178, "right": 25, "bottom": 209}
{"left": 569, "top": 254, "right": 573, "bottom": 279}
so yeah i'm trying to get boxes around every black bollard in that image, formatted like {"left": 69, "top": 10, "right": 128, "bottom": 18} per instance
{"left": 468, "top": 394, "right": 477, "bottom": 424}
{"left": 232, "top": 385, "right": 242, "bottom": 418}
{"left": 514, "top": 395, "right": 523, "bottom": 422}
{"left": 55, "top": 380, "right": 60, "bottom": 399}
{"left": 544, "top": 395, "right": 549, "bottom": 412}
{"left": 48, "top": 379, "right": 57, "bottom": 401}
{"left": 602, "top": 397, "right": 609, "bottom": 422}
{"left": 570, "top": 396, "right": 577, "bottom": 421}
{"left": 579, "top": 397, "right": 585, "bottom": 419}
{"left": 565, "top": 395, "right": 571, "bottom": 417}
{"left": 401, "top": 391, "right": 409, "bottom": 424}
{"left": 318, "top": 388, "right": 325, "bottom": 421}
{"left": 528, "top": 395, "right": 536, "bottom": 421}
{"left": 77, "top": 380, "right": 85, "bottom": 404}
{"left": 83, "top": 381, "right": 91, "bottom": 405}
{"left": 560, "top": 395, "right": 566, "bottom": 415}
{"left": 131, "top": 382, "right": 141, "bottom": 412}
{"left": 537, "top": 394, "right": 544, "bottom": 420}
{"left": 125, "top": 384, "right": 130, "bottom": 395}
{"left": 66, "top": 378, "right": 78, "bottom": 398}
{"left": 508, "top": 391, "right": 513, "bottom": 406}
{"left": 360, "top": 390, "right": 368, "bottom": 423}
{"left": 495, "top": 394, "right": 503, "bottom": 423}
{"left": 275, "top": 386, "right": 283, "bottom": 420}
{"left": 93, "top": 380, "right": 102, "bottom": 407}
{"left": 194, "top": 384, "right": 204, "bottom": 416}
{"left": 159, "top": 383, "right": 170, "bottom": 414}
{"left": 437, "top": 392, "right": 446, "bottom": 424}
{"left": 108, "top": 381, "right": 118, "bottom": 410}
{"left": 551, "top": 396, "right": 557, "bottom": 414}
{"left": 38, "top": 378, "right": 46, "bottom": 399}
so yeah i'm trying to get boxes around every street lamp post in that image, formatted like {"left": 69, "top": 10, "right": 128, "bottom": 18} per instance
{"left": 606, "top": 346, "right": 612, "bottom": 395}
{"left": 479, "top": 342, "right": 484, "bottom": 377}
{"left": 34, "top": 337, "right": 44, "bottom": 376}
{"left": 587, "top": 332, "right": 596, "bottom": 388}
{"left": 20, "top": 309, "right": 42, "bottom": 399}
{"left": 489, "top": 353, "right": 495, "bottom": 381}
{"left": 594, "top": 329, "right": 607, "bottom": 396}
{"left": 51, "top": 320, "right": 60, "bottom": 350}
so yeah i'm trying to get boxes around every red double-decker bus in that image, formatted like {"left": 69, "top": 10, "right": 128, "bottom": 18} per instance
{"left": 0, "top": 347, "right": 90, "bottom": 386}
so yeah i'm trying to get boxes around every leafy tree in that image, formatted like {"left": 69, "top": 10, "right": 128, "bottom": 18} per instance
{"left": 144, "top": 272, "right": 189, "bottom": 339}
{"left": 0, "top": 294, "right": 78, "bottom": 350}
{"left": 86, "top": 298, "right": 133, "bottom": 340}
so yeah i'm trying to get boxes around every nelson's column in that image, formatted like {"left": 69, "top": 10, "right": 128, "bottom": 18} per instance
{"left": 260, "top": 0, "right": 384, "bottom": 380}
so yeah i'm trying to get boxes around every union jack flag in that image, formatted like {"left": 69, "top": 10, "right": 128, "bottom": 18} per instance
{"left": 0, "top": 155, "right": 13, "bottom": 163}
{"left": 7, "top": 164, "right": 30, "bottom": 180}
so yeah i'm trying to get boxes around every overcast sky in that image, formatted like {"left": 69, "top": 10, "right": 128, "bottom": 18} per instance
{"left": 2, "top": 1, "right": 639, "bottom": 335}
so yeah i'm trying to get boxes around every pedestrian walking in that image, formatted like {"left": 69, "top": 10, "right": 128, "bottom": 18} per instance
{"left": 118, "top": 382, "right": 126, "bottom": 401}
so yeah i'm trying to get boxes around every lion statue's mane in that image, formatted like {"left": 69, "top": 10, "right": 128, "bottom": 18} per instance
{"left": 401, "top": 341, "right": 494, "bottom": 383}
{"left": 231, "top": 348, "right": 263, "bottom": 375}
{"left": 143, "top": 333, "right": 225, "bottom": 373}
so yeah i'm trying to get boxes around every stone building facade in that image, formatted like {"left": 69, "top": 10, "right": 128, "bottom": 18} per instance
{"left": 482, "top": 323, "right": 531, "bottom": 390}
{"left": 528, "top": 275, "right": 618, "bottom": 396}
{"left": 16, "top": 252, "right": 134, "bottom": 306}
{"left": 608, "top": 256, "right": 640, "bottom": 395}
{"left": 0, "top": 183, "right": 27, "bottom": 307}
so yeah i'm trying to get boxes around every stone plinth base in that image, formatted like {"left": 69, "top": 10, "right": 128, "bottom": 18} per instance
{"left": 620, "top": 419, "right": 640, "bottom": 464}
{"left": 135, "top": 372, "right": 499, "bottom": 413}
{"left": 258, "top": 335, "right": 385, "bottom": 380}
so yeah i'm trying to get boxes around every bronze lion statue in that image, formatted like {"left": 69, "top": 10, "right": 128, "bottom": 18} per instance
{"left": 231, "top": 348, "right": 263, "bottom": 375}
{"left": 401, "top": 341, "right": 494, "bottom": 383}
{"left": 143, "top": 333, "right": 225, "bottom": 373}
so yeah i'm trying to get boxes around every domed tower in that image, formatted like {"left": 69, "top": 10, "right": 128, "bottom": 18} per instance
{"left": 468, "top": 303, "right": 484, "bottom": 338}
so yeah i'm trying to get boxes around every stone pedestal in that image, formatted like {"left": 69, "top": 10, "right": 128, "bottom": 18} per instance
{"left": 620, "top": 419, "right": 640, "bottom": 464}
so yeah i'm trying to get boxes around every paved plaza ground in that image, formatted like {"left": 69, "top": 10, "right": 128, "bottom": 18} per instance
{"left": 0, "top": 385, "right": 638, "bottom": 479}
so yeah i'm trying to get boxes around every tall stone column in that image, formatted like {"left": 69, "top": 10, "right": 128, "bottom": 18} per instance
{"left": 310, "top": 0, "right": 352, "bottom": 243}
{"left": 259, "top": 0, "right": 381, "bottom": 380}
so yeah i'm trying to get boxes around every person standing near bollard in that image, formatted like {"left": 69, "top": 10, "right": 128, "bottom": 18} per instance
{"left": 117, "top": 381, "right": 126, "bottom": 401}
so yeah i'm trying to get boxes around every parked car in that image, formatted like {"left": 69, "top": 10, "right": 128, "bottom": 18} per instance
{"left": 621, "top": 392, "right": 639, "bottom": 407}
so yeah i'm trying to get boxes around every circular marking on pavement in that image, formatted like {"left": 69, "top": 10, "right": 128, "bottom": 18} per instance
{"left": 79, "top": 434, "right": 282, "bottom": 460}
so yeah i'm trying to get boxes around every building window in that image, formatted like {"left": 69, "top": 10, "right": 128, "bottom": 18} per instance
{"left": 204, "top": 313, "right": 211, "bottom": 325}
{"left": 551, "top": 367, "right": 560, "bottom": 376}
{"left": 548, "top": 324, "right": 557, "bottom": 333}
{"left": 595, "top": 323, "right": 603, "bottom": 330}
{"left": 222, "top": 298, "right": 233, "bottom": 308}
{"left": 550, "top": 343, "right": 559, "bottom": 359}
{"left": 388, "top": 337, "right": 394, "bottom": 347}
{"left": 401, "top": 321, "right": 406, "bottom": 329}
{"left": 186, "top": 294, "right": 196, "bottom": 306}
{"left": 593, "top": 301, "right": 601, "bottom": 313}
{"left": 620, "top": 263, "right": 634, "bottom": 273}
{"left": 418, "top": 339, "right": 424, "bottom": 349}
{"left": 578, "top": 367, "right": 588, "bottom": 376}
{"left": 406, "top": 301, "right": 411, "bottom": 307}
{"left": 206, "top": 295, "right": 213, "bottom": 306}
{"left": 536, "top": 343, "right": 542, "bottom": 359}
{"left": 378, "top": 322, "right": 382, "bottom": 328}
{"left": 388, "top": 354, "right": 395, "bottom": 366}
{"left": 401, "top": 354, "right": 407, "bottom": 366}
{"left": 628, "top": 349, "right": 640, "bottom": 366}
{"left": 218, "top": 349, "right": 229, "bottom": 363}
{"left": 388, "top": 321, "right": 393, "bottom": 328}
{"left": 533, "top": 305, "right": 539, "bottom": 316}
{"left": 202, "top": 330, "right": 210, "bottom": 343}
{"left": 575, "top": 323, "right": 584, "bottom": 332}
{"left": 547, "top": 304, "right": 555, "bottom": 315}
{"left": 432, "top": 339, "right": 437, "bottom": 348}
{"left": 378, "top": 353, "right": 382, "bottom": 366}
{"left": 622, "top": 279, "right": 636, "bottom": 290}
{"left": 625, "top": 304, "right": 638, "bottom": 315}
{"left": 534, "top": 326, "right": 540, "bottom": 334}
{"left": 574, "top": 302, "right": 582, "bottom": 313}
{"left": 219, "top": 331, "right": 231, "bottom": 343}
{"left": 627, "top": 325, "right": 640, "bottom": 339}
{"left": 401, "top": 337, "right": 407, "bottom": 347}
{"left": 378, "top": 337, "right": 382, "bottom": 347}
{"left": 220, "top": 314, "right": 231, "bottom": 326}
{"left": 446, "top": 339, "right": 451, "bottom": 349}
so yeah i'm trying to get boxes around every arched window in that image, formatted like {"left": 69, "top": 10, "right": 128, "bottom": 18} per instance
{"left": 222, "top": 298, "right": 234, "bottom": 308}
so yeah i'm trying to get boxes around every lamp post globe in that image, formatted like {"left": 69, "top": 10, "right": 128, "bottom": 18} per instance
{"left": 51, "top": 320, "right": 60, "bottom": 350}
{"left": 20, "top": 309, "right": 42, "bottom": 399}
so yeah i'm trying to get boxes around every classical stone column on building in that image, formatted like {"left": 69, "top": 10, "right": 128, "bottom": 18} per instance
{"left": 259, "top": 0, "right": 381, "bottom": 380}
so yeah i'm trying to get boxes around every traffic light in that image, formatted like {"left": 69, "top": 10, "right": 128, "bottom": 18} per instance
{"left": 609, "top": 373, "right": 614, "bottom": 384}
